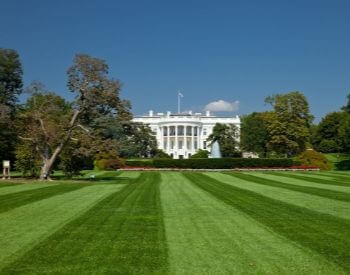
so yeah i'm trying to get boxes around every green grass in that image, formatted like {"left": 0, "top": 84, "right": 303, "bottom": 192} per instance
{"left": 184, "top": 172, "right": 350, "bottom": 272}
{"left": 0, "top": 170, "right": 350, "bottom": 274}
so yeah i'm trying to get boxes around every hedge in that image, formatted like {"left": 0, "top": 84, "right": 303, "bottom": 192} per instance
{"left": 151, "top": 158, "right": 296, "bottom": 169}
{"left": 125, "top": 159, "right": 154, "bottom": 167}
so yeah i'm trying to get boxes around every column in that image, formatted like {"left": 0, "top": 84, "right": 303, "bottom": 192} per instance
{"left": 197, "top": 126, "right": 200, "bottom": 150}
{"left": 160, "top": 126, "right": 164, "bottom": 149}
{"left": 175, "top": 125, "right": 178, "bottom": 152}
{"left": 191, "top": 126, "right": 195, "bottom": 151}
{"left": 184, "top": 125, "right": 187, "bottom": 149}
{"left": 167, "top": 126, "right": 170, "bottom": 152}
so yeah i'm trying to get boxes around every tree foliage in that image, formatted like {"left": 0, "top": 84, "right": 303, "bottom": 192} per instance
{"left": 240, "top": 112, "right": 270, "bottom": 157}
{"left": 342, "top": 94, "right": 350, "bottom": 113}
{"left": 207, "top": 123, "right": 240, "bottom": 157}
{"left": 312, "top": 111, "right": 350, "bottom": 153}
{"left": 17, "top": 54, "right": 131, "bottom": 179}
{"left": 190, "top": 149, "right": 209, "bottom": 158}
{"left": 265, "top": 91, "right": 313, "bottom": 157}
{"left": 0, "top": 48, "right": 23, "bottom": 110}
{"left": 0, "top": 48, "right": 23, "bottom": 165}
{"left": 296, "top": 149, "right": 332, "bottom": 170}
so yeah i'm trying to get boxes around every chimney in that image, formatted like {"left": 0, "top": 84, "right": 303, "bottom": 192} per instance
{"left": 149, "top": 110, "right": 153, "bottom": 117}
{"left": 206, "top": 110, "right": 210, "bottom": 117}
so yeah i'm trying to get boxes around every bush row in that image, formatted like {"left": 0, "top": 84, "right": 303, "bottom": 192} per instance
{"left": 125, "top": 159, "right": 154, "bottom": 167}
{"left": 126, "top": 158, "right": 296, "bottom": 169}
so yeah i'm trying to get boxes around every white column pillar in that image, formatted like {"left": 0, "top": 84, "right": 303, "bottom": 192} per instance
{"left": 197, "top": 126, "right": 200, "bottom": 150}
{"left": 160, "top": 126, "right": 164, "bottom": 149}
{"left": 184, "top": 125, "right": 187, "bottom": 150}
{"left": 175, "top": 125, "right": 178, "bottom": 154}
{"left": 167, "top": 126, "right": 170, "bottom": 152}
{"left": 192, "top": 126, "right": 195, "bottom": 151}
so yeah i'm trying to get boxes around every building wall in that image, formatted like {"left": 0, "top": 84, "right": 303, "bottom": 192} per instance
{"left": 133, "top": 111, "right": 240, "bottom": 159}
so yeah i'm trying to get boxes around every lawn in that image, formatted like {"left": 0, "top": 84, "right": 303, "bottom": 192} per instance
{"left": 0, "top": 171, "right": 350, "bottom": 274}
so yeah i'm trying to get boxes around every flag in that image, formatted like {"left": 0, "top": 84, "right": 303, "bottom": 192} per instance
{"left": 178, "top": 92, "right": 184, "bottom": 98}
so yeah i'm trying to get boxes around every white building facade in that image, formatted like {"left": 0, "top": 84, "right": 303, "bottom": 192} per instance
{"left": 133, "top": 110, "right": 241, "bottom": 159}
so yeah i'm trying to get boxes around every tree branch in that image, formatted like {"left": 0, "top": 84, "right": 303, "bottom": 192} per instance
{"left": 18, "top": 136, "right": 34, "bottom": 141}
{"left": 75, "top": 124, "right": 90, "bottom": 133}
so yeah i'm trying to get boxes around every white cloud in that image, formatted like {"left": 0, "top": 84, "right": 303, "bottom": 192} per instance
{"left": 204, "top": 100, "right": 240, "bottom": 112}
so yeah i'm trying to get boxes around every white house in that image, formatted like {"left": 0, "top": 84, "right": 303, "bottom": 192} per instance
{"left": 133, "top": 110, "right": 241, "bottom": 159}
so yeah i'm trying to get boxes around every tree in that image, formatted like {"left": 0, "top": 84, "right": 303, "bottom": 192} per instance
{"left": 240, "top": 112, "right": 270, "bottom": 157}
{"left": 153, "top": 149, "right": 171, "bottom": 158}
{"left": 190, "top": 149, "right": 209, "bottom": 158}
{"left": 0, "top": 49, "right": 23, "bottom": 109}
{"left": 18, "top": 54, "right": 130, "bottom": 180}
{"left": 92, "top": 117, "right": 157, "bottom": 158}
{"left": 265, "top": 91, "right": 313, "bottom": 157}
{"left": 0, "top": 48, "right": 23, "bottom": 164}
{"left": 15, "top": 142, "right": 42, "bottom": 177}
{"left": 207, "top": 123, "right": 240, "bottom": 157}
{"left": 118, "top": 123, "right": 157, "bottom": 158}
{"left": 342, "top": 94, "right": 350, "bottom": 113}
{"left": 312, "top": 111, "right": 350, "bottom": 153}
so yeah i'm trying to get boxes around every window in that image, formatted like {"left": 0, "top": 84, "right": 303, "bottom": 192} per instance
{"left": 178, "top": 126, "right": 184, "bottom": 136}
{"left": 163, "top": 127, "right": 168, "bottom": 136}
{"left": 203, "top": 128, "right": 207, "bottom": 136}
{"left": 171, "top": 141, "right": 174, "bottom": 149}
{"left": 194, "top": 127, "right": 198, "bottom": 136}
{"left": 170, "top": 126, "right": 175, "bottom": 136}
{"left": 187, "top": 140, "right": 191, "bottom": 150}
{"left": 164, "top": 140, "right": 168, "bottom": 150}
{"left": 186, "top": 126, "right": 192, "bottom": 136}
{"left": 194, "top": 141, "right": 198, "bottom": 150}
{"left": 203, "top": 141, "right": 207, "bottom": 149}
{"left": 178, "top": 140, "right": 183, "bottom": 149}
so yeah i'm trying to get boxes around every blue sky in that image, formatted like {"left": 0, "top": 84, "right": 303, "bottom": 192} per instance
{"left": 1, "top": 0, "right": 349, "bottom": 121}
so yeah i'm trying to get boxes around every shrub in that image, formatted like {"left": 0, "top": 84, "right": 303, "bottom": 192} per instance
{"left": 152, "top": 158, "right": 295, "bottom": 169}
{"left": 296, "top": 149, "right": 331, "bottom": 170}
{"left": 153, "top": 149, "right": 171, "bottom": 159}
{"left": 190, "top": 149, "right": 209, "bottom": 159}
{"left": 15, "top": 143, "right": 42, "bottom": 177}
{"left": 125, "top": 159, "right": 154, "bottom": 167}
{"left": 95, "top": 158, "right": 125, "bottom": 171}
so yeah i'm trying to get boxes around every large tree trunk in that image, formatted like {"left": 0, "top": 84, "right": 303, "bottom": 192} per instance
{"left": 39, "top": 143, "right": 66, "bottom": 180}
{"left": 39, "top": 110, "right": 81, "bottom": 180}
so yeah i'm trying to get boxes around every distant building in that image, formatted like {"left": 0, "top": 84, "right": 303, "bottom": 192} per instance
{"left": 133, "top": 110, "right": 241, "bottom": 159}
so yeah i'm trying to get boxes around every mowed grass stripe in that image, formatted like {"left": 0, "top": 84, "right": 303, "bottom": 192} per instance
{"left": 257, "top": 172, "right": 350, "bottom": 194}
{"left": 2, "top": 172, "right": 168, "bottom": 274}
{"left": 185, "top": 173, "right": 350, "bottom": 272}
{"left": 274, "top": 173, "right": 350, "bottom": 187}
{"left": 0, "top": 184, "right": 123, "bottom": 270}
{"left": 300, "top": 171, "right": 350, "bottom": 183}
{"left": 226, "top": 173, "right": 350, "bottom": 203}
{"left": 0, "top": 183, "right": 56, "bottom": 195}
{"left": 0, "top": 184, "right": 87, "bottom": 214}
{"left": 0, "top": 183, "right": 22, "bottom": 188}
{"left": 161, "top": 172, "right": 342, "bottom": 274}
{"left": 206, "top": 173, "right": 350, "bottom": 220}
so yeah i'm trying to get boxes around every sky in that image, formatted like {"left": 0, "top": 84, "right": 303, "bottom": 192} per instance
{"left": 1, "top": 0, "right": 349, "bottom": 121}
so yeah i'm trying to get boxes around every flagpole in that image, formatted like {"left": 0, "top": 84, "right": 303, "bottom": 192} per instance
{"left": 178, "top": 91, "right": 183, "bottom": 114}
